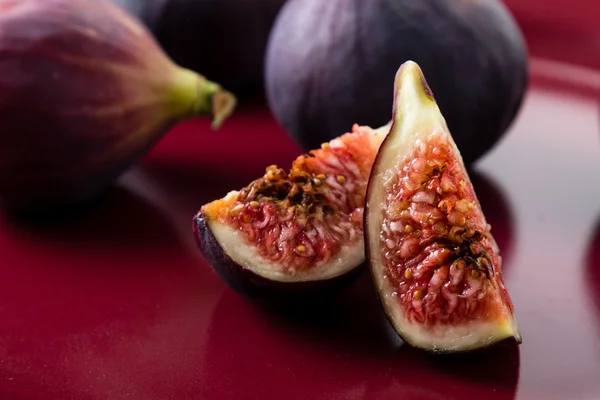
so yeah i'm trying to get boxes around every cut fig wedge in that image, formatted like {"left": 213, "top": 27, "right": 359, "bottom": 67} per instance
{"left": 365, "top": 61, "right": 521, "bottom": 353}
{"left": 194, "top": 123, "right": 389, "bottom": 302}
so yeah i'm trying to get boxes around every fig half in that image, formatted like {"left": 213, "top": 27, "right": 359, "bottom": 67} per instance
{"left": 194, "top": 123, "right": 389, "bottom": 302}
{"left": 365, "top": 61, "right": 521, "bottom": 353}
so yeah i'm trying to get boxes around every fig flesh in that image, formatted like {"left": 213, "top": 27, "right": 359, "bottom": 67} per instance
{"left": 0, "top": 0, "right": 236, "bottom": 214}
{"left": 194, "top": 123, "right": 389, "bottom": 302}
{"left": 365, "top": 61, "right": 521, "bottom": 353}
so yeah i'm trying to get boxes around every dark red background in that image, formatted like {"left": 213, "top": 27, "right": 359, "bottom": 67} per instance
{"left": 0, "top": 1, "right": 599, "bottom": 399}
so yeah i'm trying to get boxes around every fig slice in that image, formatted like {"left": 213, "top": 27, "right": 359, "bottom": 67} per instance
{"left": 194, "top": 123, "right": 389, "bottom": 302}
{"left": 365, "top": 61, "right": 521, "bottom": 353}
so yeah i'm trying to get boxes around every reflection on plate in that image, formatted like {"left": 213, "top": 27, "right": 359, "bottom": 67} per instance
{"left": 203, "top": 269, "right": 520, "bottom": 400}
{"left": 584, "top": 215, "right": 600, "bottom": 322}
{"left": 469, "top": 169, "right": 515, "bottom": 269}
{"left": 0, "top": 185, "right": 176, "bottom": 249}
{"left": 0, "top": 186, "right": 223, "bottom": 398}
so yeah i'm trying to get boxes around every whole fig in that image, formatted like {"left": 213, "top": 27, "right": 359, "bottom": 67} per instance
{"left": 0, "top": 0, "right": 236, "bottom": 214}
{"left": 109, "top": 0, "right": 288, "bottom": 97}
{"left": 265, "top": 0, "right": 528, "bottom": 165}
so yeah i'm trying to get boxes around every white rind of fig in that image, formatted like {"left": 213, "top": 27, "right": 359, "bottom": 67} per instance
{"left": 205, "top": 207, "right": 365, "bottom": 283}
{"left": 194, "top": 123, "right": 391, "bottom": 303}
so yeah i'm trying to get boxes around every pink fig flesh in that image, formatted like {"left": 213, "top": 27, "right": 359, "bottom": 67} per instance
{"left": 365, "top": 61, "right": 520, "bottom": 353}
{"left": 193, "top": 123, "right": 389, "bottom": 303}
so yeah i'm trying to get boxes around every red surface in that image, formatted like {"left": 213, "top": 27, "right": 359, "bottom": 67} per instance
{"left": 0, "top": 70, "right": 598, "bottom": 399}
{"left": 1, "top": 5, "right": 600, "bottom": 399}
{"left": 503, "top": 0, "right": 600, "bottom": 71}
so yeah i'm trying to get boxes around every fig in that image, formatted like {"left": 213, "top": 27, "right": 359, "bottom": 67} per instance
{"left": 0, "top": 0, "right": 236, "bottom": 214}
{"left": 193, "top": 122, "right": 390, "bottom": 303}
{"left": 111, "top": 0, "right": 287, "bottom": 97}
{"left": 365, "top": 61, "right": 521, "bottom": 353}
{"left": 265, "top": 0, "right": 528, "bottom": 165}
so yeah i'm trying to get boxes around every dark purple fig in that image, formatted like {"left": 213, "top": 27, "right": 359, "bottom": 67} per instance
{"left": 265, "top": 0, "right": 528, "bottom": 165}
{"left": 193, "top": 122, "right": 390, "bottom": 304}
{"left": 365, "top": 61, "right": 520, "bottom": 353}
{"left": 0, "top": 0, "right": 236, "bottom": 214}
{"left": 111, "top": 0, "right": 288, "bottom": 97}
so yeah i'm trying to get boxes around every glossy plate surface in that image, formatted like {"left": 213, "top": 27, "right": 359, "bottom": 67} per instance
{"left": 0, "top": 24, "right": 600, "bottom": 400}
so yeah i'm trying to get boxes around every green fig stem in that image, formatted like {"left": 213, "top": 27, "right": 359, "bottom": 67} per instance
{"left": 170, "top": 67, "right": 237, "bottom": 130}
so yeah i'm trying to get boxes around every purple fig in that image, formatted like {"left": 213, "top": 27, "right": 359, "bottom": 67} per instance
{"left": 265, "top": 0, "right": 527, "bottom": 165}
{"left": 108, "top": 0, "right": 288, "bottom": 97}
{"left": 0, "top": 0, "right": 236, "bottom": 214}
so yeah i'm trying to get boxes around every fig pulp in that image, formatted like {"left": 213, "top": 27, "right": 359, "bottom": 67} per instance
{"left": 365, "top": 61, "right": 521, "bottom": 353}
{"left": 0, "top": 0, "right": 236, "bottom": 214}
{"left": 194, "top": 123, "right": 390, "bottom": 302}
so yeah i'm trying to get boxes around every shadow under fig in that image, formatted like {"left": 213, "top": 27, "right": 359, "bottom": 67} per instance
{"left": 379, "top": 340, "right": 520, "bottom": 400}
{"left": 469, "top": 168, "right": 516, "bottom": 270}
{"left": 138, "top": 160, "right": 261, "bottom": 219}
{"left": 584, "top": 214, "right": 600, "bottom": 322}
{"left": 204, "top": 270, "right": 520, "bottom": 400}
{"left": 0, "top": 185, "right": 186, "bottom": 260}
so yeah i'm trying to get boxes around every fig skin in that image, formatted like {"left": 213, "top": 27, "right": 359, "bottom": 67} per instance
{"left": 265, "top": 0, "right": 528, "bottom": 165}
{"left": 0, "top": 0, "right": 236, "bottom": 214}
{"left": 193, "top": 211, "right": 365, "bottom": 307}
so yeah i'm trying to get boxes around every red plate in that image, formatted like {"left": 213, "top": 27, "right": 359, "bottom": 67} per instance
{"left": 0, "top": 7, "right": 599, "bottom": 399}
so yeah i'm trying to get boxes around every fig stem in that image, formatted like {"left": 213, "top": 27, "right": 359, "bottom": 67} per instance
{"left": 170, "top": 67, "right": 237, "bottom": 130}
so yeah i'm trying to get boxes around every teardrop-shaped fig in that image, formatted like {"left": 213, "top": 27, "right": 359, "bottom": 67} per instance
{"left": 365, "top": 61, "right": 521, "bottom": 353}
{"left": 0, "top": 0, "right": 236, "bottom": 214}
{"left": 194, "top": 123, "right": 390, "bottom": 304}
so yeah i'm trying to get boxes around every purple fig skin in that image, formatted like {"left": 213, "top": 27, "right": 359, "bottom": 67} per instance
{"left": 265, "top": 0, "right": 528, "bottom": 165}
{"left": 193, "top": 211, "right": 364, "bottom": 307}
{"left": 0, "top": 0, "right": 235, "bottom": 214}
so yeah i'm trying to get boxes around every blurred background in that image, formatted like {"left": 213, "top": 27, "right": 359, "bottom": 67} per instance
{"left": 0, "top": 1, "right": 599, "bottom": 399}
{"left": 505, "top": 0, "right": 599, "bottom": 71}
